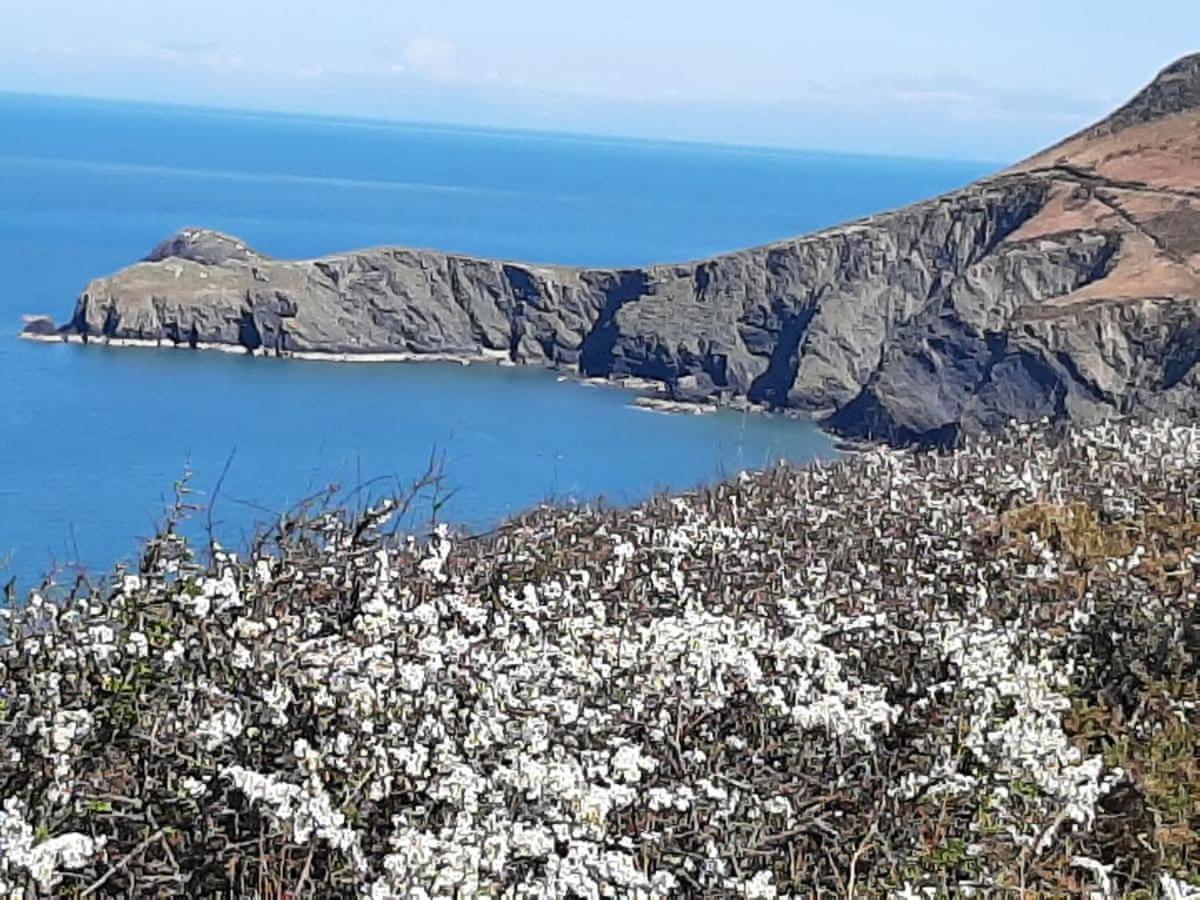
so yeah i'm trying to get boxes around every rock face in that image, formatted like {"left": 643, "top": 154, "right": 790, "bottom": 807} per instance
{"left": 40, "top": 54, "right": 1200, "bottom": 445}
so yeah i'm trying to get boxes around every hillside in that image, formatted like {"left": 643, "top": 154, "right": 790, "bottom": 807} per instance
{"left": 23, "top": 53, "right": 1200, "bottom": 446}
{"left": 0, "top": 417, "right": 1197, "bottom": 894}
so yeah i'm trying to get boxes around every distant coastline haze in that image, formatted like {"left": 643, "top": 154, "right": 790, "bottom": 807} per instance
{"left": 2, "top": 1, "right": 1198, "bottom": 160}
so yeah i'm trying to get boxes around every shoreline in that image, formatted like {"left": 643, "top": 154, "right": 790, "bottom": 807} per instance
{"left": 20, "top": 329, "right": 825, "bottom": 428}
{"left": 631, "top": 396, "right": 718, "bottom": 415}
{"left": 20, "top": 331, "right": 512, "bottom": 365}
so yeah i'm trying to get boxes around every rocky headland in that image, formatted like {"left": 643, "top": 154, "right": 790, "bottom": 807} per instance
{"left": 26, "top": 54, "right": 1200, "bottom": 445}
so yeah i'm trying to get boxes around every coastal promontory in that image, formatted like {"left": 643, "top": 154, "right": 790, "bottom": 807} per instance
{"left": 30, "top": 54, "right": 1200, "bottom": 445}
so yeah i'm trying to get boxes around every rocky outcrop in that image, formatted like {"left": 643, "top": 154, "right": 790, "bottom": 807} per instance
{"left": 30, "top": 53, "right": 1200, "bottom": 446}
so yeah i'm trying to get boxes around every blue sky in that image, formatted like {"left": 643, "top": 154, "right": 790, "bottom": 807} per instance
{"left": 2, "top": 1, "right": 1197, "bottom": 161}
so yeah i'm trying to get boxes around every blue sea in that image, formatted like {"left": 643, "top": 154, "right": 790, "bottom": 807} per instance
{"left": 0, "top": 93, "right": 992, "bottom": 586}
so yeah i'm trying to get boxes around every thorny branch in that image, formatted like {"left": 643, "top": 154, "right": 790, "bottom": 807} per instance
{"left": 0, "top": 419, "right": 1197, "bottom": 896}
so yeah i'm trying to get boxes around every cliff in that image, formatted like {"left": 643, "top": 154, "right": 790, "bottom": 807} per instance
{"left": 32, "top": 53, "right": 1200, "bottom": 445}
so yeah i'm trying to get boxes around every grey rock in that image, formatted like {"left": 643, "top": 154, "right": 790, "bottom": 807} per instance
{"left": 42, "top": 53, "right": 1200, "bottom": 447}
{"left": 20, "top": 315, "right": 58, "bottom": 337}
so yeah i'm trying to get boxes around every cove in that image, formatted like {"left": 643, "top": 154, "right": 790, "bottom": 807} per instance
{"left": 0, "top": 93, "right": 989, "bottom": 586}
{"left": 0, "top": 341, "right": 835, "bottom": 585}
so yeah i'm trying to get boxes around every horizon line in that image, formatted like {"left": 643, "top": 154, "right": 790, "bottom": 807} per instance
{"left": 0, "top": 88, "right": 1009, "bottom": 170}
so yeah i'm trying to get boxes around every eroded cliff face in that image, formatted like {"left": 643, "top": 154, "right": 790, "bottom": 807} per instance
{"left": 42, "top": 53, "right": 1200, "bottom": 446}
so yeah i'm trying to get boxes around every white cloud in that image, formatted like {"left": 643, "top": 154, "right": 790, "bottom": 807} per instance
{"left": 156, "top": 40, "right": 223, "bottom": 58}
{"left": 401, "top": 37, "right": 459, "bottom": 81}
{"left": 120, "top": 40, "right": 249, "bottom": 73}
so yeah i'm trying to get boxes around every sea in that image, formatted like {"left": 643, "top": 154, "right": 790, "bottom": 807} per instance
{"left": 0, "top": 92, "right": 993, "bottom": 587}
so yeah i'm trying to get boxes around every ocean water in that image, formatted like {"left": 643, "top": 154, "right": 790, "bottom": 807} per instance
{"left": 0, "top": 93, "right": 992, "bottom": 586}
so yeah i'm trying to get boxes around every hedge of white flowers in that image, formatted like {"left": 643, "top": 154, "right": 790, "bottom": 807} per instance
{"left": 1, "top": 418, "right": 1198, "bottom": 896}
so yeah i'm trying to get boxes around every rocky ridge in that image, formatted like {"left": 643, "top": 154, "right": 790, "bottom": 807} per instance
{"left": 28, "top": 53, "right": 1200, "bottom": 445}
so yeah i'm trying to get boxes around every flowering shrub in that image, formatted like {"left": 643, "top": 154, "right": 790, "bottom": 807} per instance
{"left": 0, "top": 419, "right": 1198, "bottom": 896}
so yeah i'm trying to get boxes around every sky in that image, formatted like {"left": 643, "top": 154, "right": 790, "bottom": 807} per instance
{"left": 2, "top": 1, "right": 1198, "bottom": 162}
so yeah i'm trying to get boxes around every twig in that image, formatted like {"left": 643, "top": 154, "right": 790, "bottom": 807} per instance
{"left": 81, "top": 827, "right": 165, "bottom": 897}
{"left": 206, "top": 447, "right": 238, "bottom": 561}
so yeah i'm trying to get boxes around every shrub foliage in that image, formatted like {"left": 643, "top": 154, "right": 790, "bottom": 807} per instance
{"left": 0, "top": 419, "right": 1198, "bottom": 896}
